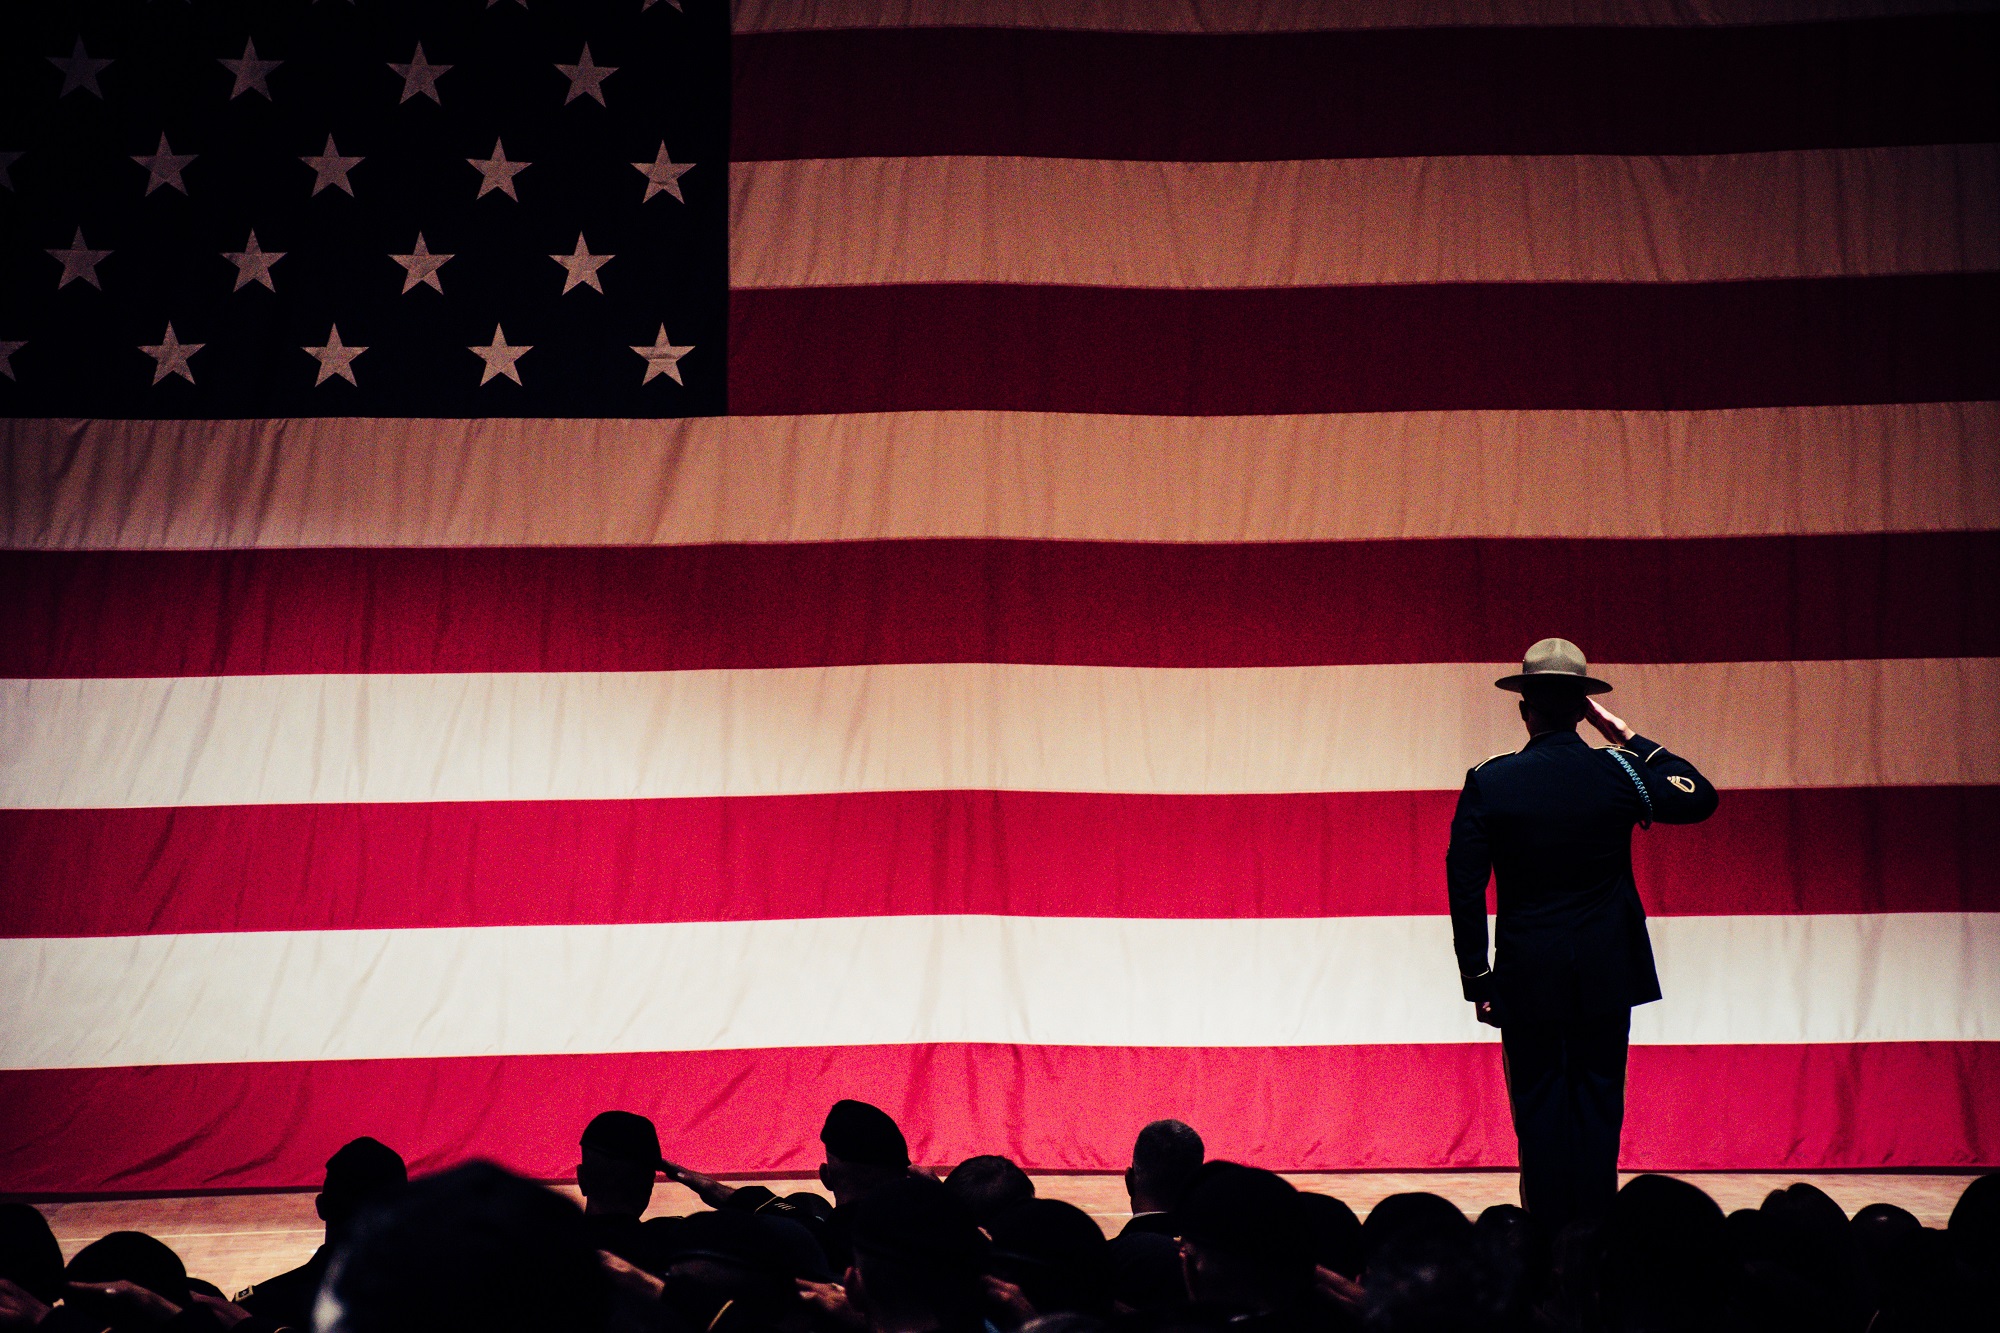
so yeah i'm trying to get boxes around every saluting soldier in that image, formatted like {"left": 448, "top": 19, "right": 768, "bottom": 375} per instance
{"left": 1446, "top": 638, "right": 1718, "bottom": 1232}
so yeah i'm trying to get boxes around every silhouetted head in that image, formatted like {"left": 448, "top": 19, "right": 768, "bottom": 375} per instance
{"left": 658, "top": 1209, "right": 831, "bottom": 1333}
{"left": 318, "top": 1137, "right": 408, "bottom": 1245}
{"left": 987, "top": 1198, "right": 1110, "bottom": 1319}
{"left": 1853, "top": 1202, "right": 1923, "bottom": 1283}
{"left": 1473, "top": 1205, "right": 1551, "bottom": 1327}
{"left": 320, "top": 1160, "right": 608, "bottom": 1333}
{"left": 945, "top": 1154, "right": 1035, "bottom": 1226}
{"left": 65, "top": 1231, "right": 191, "bottom": 1332}
{"left": 1360, "top": 1192, "right": 1471, "bottom": 1272}
{"left": 1603, "top": 1175, "right": 1734, "bottom": 1327}
{"left": 577, "top": 1110, "right": 662, "bottom": 1220}
{"left": 1951, "top": 1172, "right": 2000, "bottom": 1277}
{"left": 846, "top": 1175, "right": 988, "bottom": 1333}
{"left": 1125, "top": 1120, "right": 1203, "bottom": 1216}
{"left": 1298, "top": 1192, "right": 1363, "bottom": 1279}
{"left": 818, "top": 1099, "right": 910, "bottom": 1208}
{"left": 0, "top": 1203, "right": 65, "bottom": 1306}
{"left": 1175, "top": 1164, "right": 1313, "bottom": 1314}
{"left": 1519, "top": 681, "right": 1589, "bottom": 736}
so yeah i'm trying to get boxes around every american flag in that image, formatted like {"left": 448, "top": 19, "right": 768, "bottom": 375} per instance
{"left": 2, "top": 0, "right": 1997, "bottom": 1192}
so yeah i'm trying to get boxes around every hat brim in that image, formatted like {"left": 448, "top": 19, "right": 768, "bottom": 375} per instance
{"left": 1495, "top": 673, "right": 1613, "bottom": 695}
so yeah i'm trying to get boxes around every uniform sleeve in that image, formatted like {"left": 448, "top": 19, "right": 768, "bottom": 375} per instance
{"left": 1623, "top": 734, "right": 1719, "bottom": 825}
{"left": 1444, "top": 769, "right": 1496, "bottom": 1001}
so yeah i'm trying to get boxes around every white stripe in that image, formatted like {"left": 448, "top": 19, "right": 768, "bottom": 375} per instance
{"left": 733, "top": 149, "right": 1999, "bottom": 289}
{"left": 4, "top": 913, "right": 1993, "bottom": 1069}
{"left": 733, "top": 0, "right": 1988, "bottom": 34}
{"left": 7, "top": 405, "right": 1995, "bottom": 550}
{"left": 2, "top": 660, "right": 1991, "bottom": 809}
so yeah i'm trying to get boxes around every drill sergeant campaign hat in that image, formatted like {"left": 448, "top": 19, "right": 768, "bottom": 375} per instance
{"left": 1494, "top": 637, "right": 1613, "bottom": 695}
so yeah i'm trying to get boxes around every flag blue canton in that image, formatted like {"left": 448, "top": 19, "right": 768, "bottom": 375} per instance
{"left": 0, "top": 0, "right": 727, "bottom": 417}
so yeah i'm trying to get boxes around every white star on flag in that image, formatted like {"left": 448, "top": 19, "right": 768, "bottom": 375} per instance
{"left": 467, "top": 139, "right": 530, "bottom": 200}
{"left": 303, "top": 326, "right": 367, "bottom": 386}
{"left": 49, "top": 38, "right": 112, "bottom": 98}
{"left": 219, "top": 38, "right": 281, "bottom": 100}
{"left": 631, "top": 326, "right": 694, "bottom": 384}
{"left": 0, "top": 340, "right": 24, "bottom": 381}
{"left": 391, "top": 233, "right": 454, "bottom": 293}
{"left": 221, "top": 231, "right": 285, "bottom": 292}
{"left": 389, "top": 43, "right": 451, "bottom": 104}
{"left": 1, "top": 151, "right": 24, "bottom": 191}
{"left": 551, "top": 233, "right": 613, "bottom": 294}
{"left": 132, "top": 134, "right": 197, "bottom": 196}
{"left": 469, "top": 325, "right": 531, "bottom": 385}
{"left": 301, "top": 135, "right": 363, "bottom": 196}
{"left": 556, "top": 44, "right": 617, "bottom": 105}
{"left": 632, "top": 143, "right": 693, "bottom": 204}
{"left": 643, "top": 1, "right": 685, "bottom": 10}
{"left": 47, "top": 228, "right": 112, "bottom": 289}
{"left": 139, "top": 323, "right": 204, "bottom": 385}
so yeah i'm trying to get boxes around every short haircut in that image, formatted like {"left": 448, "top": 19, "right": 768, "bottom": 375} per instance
{"left": 820, "top": 1098, "right": 910, "bottom": 1168}
{"left": 943, "top": 1154, "right": 1035, "bottom": 1225}
{"left": 580, "top": 1111, "right": 661, "bottom": 1170}
{"left": 322, "top": 1137, "right": 408, "bottom": 1227}
{"left": 0, "top": 1202, "right": 66, "bottom": 1305}
{"left": 1520, "top": 680, "right": 1588, "bottom": 721}
{"left": 1129, "top": 1119, "right": 1204, "bottom": 1204}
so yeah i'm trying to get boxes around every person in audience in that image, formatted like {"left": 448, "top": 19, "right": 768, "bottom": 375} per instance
{"left": 664, "top": 1099, "right": 913, "bottom": 1275}
{"left": 1447, "top": 639, "right": 1718, "bottom": 1233}
{"left": 1950, "top": 1170, "right": 1999, "bottom": 1296}
{"left": 1172, "top": 1164, "right": 1316, "bottom": 1331}
{"left": 318, "top": 1160, "right": 607, "bottom": 1333}
{"left": 1295, "top": 1195, "right": 1361, "bottom": 1281}
{"left": 942, "top": 1157, "right": 1034, "bottom": 1228}
{"left": 843, "top": 1176, "right": 987, "bottom": 1333}
{"left": 1598, "top": 1174, "right": 1735, "bottom": 1331}
{"left": 651, "top": 1209, "right": 827, "bottom": 1333}
{"left": 1755, "top": 1182, "right": 1875, "bottom": 1331}
{"left": 0, "top": 1205, "right": 66, "bottom": 1310}
{"left": 984, "top": 1199, "right": 1108, "bottom": 1323}
{"left": 575, "top": 1111, "right": 680, "bottom": 1272}
{"left": 64, "top": 1230, "right": 246, "bottom": 1332}
{"left": 1357, "top": 1193, "right": 1469, "bottom": 1275}
{"left": 1471, "top": 1203, "right": 1546, "bottom": 1329}
{"left": 237, "top": 1137, "right": 405, "bottom": 1331}
{"left": 1119, "top": 1123, "right": 1203, "bottom": 1239}
{"left": 1101, "top": 1232, "right": 1181, "bottom": 1317}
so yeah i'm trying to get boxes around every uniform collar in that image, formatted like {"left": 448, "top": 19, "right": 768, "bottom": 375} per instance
{"left": 1524, "top": 728, "right": 1586, "bottom": 749}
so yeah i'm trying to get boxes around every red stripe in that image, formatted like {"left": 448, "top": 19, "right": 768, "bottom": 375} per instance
{"left": 731, "top": 17, "right": 2000, "bottom": 161}
{"left": 10, "top": 536, "right": 1989, "bottom": 679}
{"left": 727, "top": 278, "right": 2000, "bottom": 416}
{"left": 3, "top": 787, "right": 1991, "bottom": 938}
{"left": 2, "top": 1041, "right": 1992, "bottom": 1193}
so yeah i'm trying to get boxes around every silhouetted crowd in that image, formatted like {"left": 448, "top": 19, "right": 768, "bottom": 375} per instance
{"left": 2, "top": 1101, "right": 1995, "bottom": 1333}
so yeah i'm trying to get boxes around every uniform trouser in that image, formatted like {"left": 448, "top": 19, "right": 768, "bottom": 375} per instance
{"left": 1501, "top": 1008, "right": 1632, "bottom": 1234}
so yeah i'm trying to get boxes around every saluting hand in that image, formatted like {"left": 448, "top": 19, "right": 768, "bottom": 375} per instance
{"left": 1584, "top": 698, "right": 1635, "bottom": 746}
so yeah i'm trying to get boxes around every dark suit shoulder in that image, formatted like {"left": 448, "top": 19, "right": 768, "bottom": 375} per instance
{"left": 1470, "top": 750, "right": 1517, "bottom": 774}
{"left": 1118, "top": 1211, "right": 1179, "bottom": 1238}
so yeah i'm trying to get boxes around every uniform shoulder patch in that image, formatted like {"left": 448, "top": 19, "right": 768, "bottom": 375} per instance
{"left": 1666, "top": 774, "right": 1697, "bottom": 793}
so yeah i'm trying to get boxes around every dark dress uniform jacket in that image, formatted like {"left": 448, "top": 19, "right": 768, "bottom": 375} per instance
{"left": 1446, "top": 729, "right": 1717, "bottom": 1024}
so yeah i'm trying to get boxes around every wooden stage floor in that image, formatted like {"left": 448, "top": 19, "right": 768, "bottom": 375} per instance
{"left": 32, "top": 1172, "right": 1980, "bottom": 1298}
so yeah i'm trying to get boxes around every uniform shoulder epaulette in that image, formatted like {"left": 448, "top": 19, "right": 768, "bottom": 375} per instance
{"left": 1472, "top": 751, "right": 1512, "bottom": 772}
